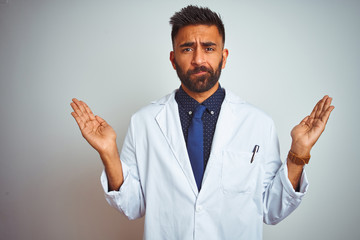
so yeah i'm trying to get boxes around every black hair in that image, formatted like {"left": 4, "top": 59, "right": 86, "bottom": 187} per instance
{"left": 169, "top": 5, "right": 225, "bottom": 46}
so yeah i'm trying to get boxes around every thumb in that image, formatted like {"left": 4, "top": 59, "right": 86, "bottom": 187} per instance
{"left": 95, "top": 115, "right": 108, "bottom": 126}
{"left": 299, "top": 116, "right": 309, "bottom": 126}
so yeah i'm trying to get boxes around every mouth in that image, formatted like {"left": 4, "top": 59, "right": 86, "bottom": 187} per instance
{"left": 192, "top": 71, "right": 208, "bottom": 76}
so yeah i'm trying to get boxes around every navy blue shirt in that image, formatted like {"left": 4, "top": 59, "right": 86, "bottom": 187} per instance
{"left": 175, "top": 85, "right": 225, "bottom": 169}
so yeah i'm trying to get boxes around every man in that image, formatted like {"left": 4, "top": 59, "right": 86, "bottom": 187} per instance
{"left": 70, "top": 5, "right": 334, "bottom": 239}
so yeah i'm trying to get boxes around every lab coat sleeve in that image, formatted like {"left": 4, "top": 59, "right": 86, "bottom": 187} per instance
{"left": 100, "top": 117, "right": 145, "bottom": 220}
{"left": 262, "top": 123, "right": 309, "bottom": 225}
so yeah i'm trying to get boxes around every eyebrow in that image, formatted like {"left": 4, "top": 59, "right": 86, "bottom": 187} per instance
{"left": 179, "top": 41, "right": 217, "bottom": 48}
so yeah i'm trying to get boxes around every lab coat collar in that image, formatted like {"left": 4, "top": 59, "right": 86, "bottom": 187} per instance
{"left": 154, "top": 88, "right": 246, "bottom": 196}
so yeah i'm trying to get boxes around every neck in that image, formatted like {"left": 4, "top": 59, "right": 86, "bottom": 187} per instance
{"left": 181, "top": 82, "right": 219, "bottom": 103}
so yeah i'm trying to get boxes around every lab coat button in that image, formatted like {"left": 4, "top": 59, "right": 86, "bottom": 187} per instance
{"left": 196, "top": 205, "right": 202, "bottom": 212}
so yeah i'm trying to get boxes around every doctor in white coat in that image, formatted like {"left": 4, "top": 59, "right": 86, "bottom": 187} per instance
{"left": 70, "top": 5, "right": 334, "bottom": 240}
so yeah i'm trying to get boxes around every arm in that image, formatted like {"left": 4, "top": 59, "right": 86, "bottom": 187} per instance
{"left": 287, "top": 95, "right": 335, "bottom": 190}
{"left": 70, "top": 98, "right": 123, "bottom": 191}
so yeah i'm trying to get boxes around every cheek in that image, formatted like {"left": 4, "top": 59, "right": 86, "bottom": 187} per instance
{"left": 175, "top": 56, "right": 192, "bottom": 70}
{"left": 210, "top": 58, "right": 223, "bottom": 70}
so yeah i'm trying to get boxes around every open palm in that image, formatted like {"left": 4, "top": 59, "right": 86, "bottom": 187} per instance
{"left": 70, "top": 98, "right": 117, "bottom": 155}
{"left": 291, "top": 95, "right": 334, "bottom": 155}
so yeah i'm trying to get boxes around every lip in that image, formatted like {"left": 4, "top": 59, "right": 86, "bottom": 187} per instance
{"left": 192, "top": 71, "right": 207, "bottom": 76}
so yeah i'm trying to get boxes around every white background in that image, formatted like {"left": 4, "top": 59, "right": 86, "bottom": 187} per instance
{"left": 0, "top": 0, "right": 359, "bottom": 239}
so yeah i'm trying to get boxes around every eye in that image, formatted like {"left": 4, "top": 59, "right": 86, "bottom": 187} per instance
{"left": 205, "top": 47, "right": 215, "bottom": 52}
{"left": 182, "top": 48, "right": 193, "bottom": 52}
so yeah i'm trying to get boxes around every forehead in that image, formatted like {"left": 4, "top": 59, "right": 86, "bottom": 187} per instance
{"left": 174, "top": 25, "right": 222, "bottom": 47}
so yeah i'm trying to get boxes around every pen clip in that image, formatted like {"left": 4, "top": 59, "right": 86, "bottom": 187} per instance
{"left": 250, "top": 145, "right": 260, "bottom": 163}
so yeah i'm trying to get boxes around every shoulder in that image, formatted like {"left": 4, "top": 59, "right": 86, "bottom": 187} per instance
{"left": 130, "top": 90, "right": 177, "bottom": 121}
{"left": 223, "top": 89, "right": 274, "bottom": 124}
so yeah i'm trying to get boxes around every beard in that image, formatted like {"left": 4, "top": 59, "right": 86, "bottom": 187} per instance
{"left": 174, "top": 58, "right": 223, "bottom": 93}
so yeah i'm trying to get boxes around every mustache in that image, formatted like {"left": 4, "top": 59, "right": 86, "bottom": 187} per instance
{"left": 187, "top": 66, "right": 213, "bottom": 75}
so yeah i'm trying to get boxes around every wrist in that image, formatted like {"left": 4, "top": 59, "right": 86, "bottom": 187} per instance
{"left": 99, "top": 144, "right": 120, "bottom": 166}
{"left": 288, "top": 150, "right": 310, "bottom": 165}
{"left": 98, "top": 139, "right": 117, "bottom": 155}
{"left": 290, "top": 143, "right": 311, "bottom": 159}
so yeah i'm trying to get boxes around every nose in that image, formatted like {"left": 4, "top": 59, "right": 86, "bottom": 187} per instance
{"left": 191, "top": 48, "right": 205, "bottom": 66}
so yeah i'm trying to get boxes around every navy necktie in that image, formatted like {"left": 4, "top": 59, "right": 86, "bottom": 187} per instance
{"left": 187, "top": 104, "right": 207, "bottom": 191}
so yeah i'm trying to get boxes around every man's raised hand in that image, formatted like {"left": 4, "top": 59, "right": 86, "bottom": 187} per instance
{"left": 70, "top": 98, "right": 117, "bottom": 155}
{"left": 290, "top": 95, "right": 335, "bottom": 157}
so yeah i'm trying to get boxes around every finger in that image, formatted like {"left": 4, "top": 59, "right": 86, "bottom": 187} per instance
{"left": 317, "top": 96, "right": 333, "bottom": 120}
{"left": 308, "top": 116, "right": 314, "bottom": 126}
{"left": 71, "top": 111, "right": 85, "bottom": 130}
{"left": 72, "top": 98, "right": 90, "bottom": 122}
{"left": 71, "top": 98, "right": 84, "bottom": 115}
{"left": 314, "top": 96, "right": 327, "bottom": 119}
{"left": 308, "top": 96, "right": 326, "bottom": 119}
{"left": 70, "top": 102, "right": 88, "bottom": 125}
{"left": 79, "top": 101, "right": 92, "bottom": 121}
{"left": 83, "top": 101, "right": 96, "bottom": 120}
{"left": 70, "top": 101, "right": 83, "bottom": 118}
{"left": 299, "top": 115, "right": 310, "bottom": 125}
{"left": 319, "top": 105, "right": 335, "bottom": 125}
{"left": 309, "top": 102, "right": 318, "bottom": 119}
{"left": 322, "top": 96, "right": 333, "bottom": 111}
{"left": 95, "top": 115, "right": 108, "bottom": 126}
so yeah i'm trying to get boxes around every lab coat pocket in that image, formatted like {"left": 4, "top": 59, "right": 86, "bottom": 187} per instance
{"left": 221, "top": 151, "right": 261, "bottom": 195}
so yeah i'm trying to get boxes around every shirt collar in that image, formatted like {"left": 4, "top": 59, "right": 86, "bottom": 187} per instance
{"left": 175, "top": 84, "right": 225, "bottom": 115}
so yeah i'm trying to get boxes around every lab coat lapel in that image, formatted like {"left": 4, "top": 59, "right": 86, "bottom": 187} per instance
{"left": 155, "top": 95, "right": 199, "bottom": 196}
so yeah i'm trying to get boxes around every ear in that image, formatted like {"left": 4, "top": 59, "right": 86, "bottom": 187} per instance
{"left": 170, "top": 51, "right": 176, "bottom": 70}
{"left": 221, "top": 48, "right": 229, "bottom": 69}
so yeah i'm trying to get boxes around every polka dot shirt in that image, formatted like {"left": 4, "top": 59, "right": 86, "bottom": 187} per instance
{"left": 175, "top": 85, "right": 225, "bottom": 169}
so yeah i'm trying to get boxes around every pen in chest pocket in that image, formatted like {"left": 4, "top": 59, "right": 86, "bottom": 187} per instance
{"left": 250, "top": 145, "right": 260, "bottom": 163}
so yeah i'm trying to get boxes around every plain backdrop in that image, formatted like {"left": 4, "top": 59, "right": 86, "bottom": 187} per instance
{"left": 0, "top": 0, "right": 359, "bottom": 239}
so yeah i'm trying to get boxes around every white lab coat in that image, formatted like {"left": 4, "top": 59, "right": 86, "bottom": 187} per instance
{"left": 101, "top": 89, "right": 308, "bottom": 240}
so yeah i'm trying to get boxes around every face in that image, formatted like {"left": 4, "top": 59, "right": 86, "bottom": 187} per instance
{"left": 170, "top": 25, "right": 229, "bottom": 93}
